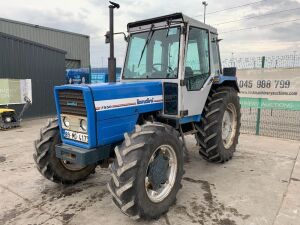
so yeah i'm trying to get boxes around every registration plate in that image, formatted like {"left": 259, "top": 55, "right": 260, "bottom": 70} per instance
{"left": 64, "top": 130, "right": 88, "bottom": 143}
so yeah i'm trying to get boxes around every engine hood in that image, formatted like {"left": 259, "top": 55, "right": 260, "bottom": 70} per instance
{"left": 54, "top": 81, "right": 164, "bottom": 147}
{"left": 57, "top": 81, "right": 164, "bottom": 120}
{"left": 88, "top": 81, "right": 163, "bottom": 103}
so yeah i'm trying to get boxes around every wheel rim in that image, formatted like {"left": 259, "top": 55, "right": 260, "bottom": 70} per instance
{"left": 145, "top": 145, "right": 177, "bottom": 203}
{"left": 222, "top": 103, "right": 237, "bottom": 149}
{"left": 60, "top": 160, "right": 86, "bottom": 171}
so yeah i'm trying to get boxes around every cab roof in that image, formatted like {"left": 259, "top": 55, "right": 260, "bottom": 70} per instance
{"left": 127, "top": 12, "right": 218, "bottom": 34}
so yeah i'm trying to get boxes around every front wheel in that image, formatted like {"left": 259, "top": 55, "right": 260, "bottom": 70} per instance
{"left": 108, "top": 122, "right": 184, "bottom": 219}
{"left": 33, "top": 118, "right": 96, "bottom": 184}
{"left": 196, "top": 86, "right": 241, "bottom": 163}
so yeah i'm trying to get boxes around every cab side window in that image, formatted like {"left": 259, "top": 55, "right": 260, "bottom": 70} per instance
{"left": 185, "top": 27, "right": 210, "bottom": 91}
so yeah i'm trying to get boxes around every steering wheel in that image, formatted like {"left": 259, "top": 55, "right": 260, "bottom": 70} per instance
{"left": 152, "top": 63, "right": 175, "bottom": 78}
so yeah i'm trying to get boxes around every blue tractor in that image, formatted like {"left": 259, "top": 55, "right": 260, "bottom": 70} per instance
{"left": 34, "top": 10, "right": 240, "bottom": 220}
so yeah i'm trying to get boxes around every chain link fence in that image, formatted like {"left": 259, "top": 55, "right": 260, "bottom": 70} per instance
{"left": 234, "top": 58, "right": 300, "bottom": 140}
{"left": 222, "top": 54, "right": 300, "bottom": 69}
{"left": 240, "top": 98, "right": 300, "bottom": 140}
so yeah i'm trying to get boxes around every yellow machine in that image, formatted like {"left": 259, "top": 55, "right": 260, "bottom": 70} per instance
{"left": 0, "top": 108, "right": 20, "bottom": 129}
{"left": 0, "top": 108, "right": 15, "bottom": 114}
{"left": 0, "top": 97, "right": 31, "bottom": 129}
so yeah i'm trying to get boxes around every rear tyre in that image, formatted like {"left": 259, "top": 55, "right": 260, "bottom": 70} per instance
{"left": 196, "top": 86, "right": 241, "bottom": 163}
{"left": 108, "top": 122, "right": 184, "bottom": 220}
{"left": 33, "top": 118, "right": 96, "bottom": 184}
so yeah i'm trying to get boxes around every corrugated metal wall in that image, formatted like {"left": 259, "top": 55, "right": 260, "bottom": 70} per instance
{"left": 0, "top": 18, "right": 90, "bottom": 68}
{"left": 0, "top": 32, "right": 66, "bottom": 118}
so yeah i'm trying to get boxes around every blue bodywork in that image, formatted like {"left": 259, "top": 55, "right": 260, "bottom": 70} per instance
{"left": 54, "top": 75, "right": 237, "bottom": 165}
{"left": 179, "top": 115, "right": 201, "bottom": 124}
{"left": 216, "top": 75, "right": 240, "bottom": 92}
{"left": 66, "top": 69, "right": 90, "bottom": 84}
{"left": 54, "top": 81, "right": 163, "bottom": 150}
{"left": 91, "top": 67, "right": 122, "bottom": 83}
{"left": 218, "top": 75, "right": 237, "bottom": 83}
{"left": 91, "top": 82, "right": 162, "bottom": 146}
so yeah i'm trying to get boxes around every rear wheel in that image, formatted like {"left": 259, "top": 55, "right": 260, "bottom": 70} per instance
{"left": 33, "top": 118, "right": 96, "bottom": 184}
{"left": 196, "top": 86, "right": 241, "bottom": 163}
{"left": 108, "top": 122, "right": 184, "bottom": 219}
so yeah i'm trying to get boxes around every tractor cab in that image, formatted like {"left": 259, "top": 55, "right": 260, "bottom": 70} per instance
{"left": 122, "top": 13, "right": 228, "bottom": 118}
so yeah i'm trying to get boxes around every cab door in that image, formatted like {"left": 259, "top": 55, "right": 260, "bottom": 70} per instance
{"left": 180, "top": 26, "right": 213, "bottom": 116}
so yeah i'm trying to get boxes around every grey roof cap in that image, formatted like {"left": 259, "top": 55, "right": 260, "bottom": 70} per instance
{"left": 0, "top": 32, "right": 67, "bottom": 54}
{"left": 0, "top": 17, "right": 89, "bottom": 38}
{"left": 127, "top": 12, "right": 217, "bottom": 34}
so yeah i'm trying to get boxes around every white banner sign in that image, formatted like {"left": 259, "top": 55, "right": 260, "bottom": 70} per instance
{"left": 0, "top": 79, "right": 32, "bottom": 105}
{"left": 237, "top": 68, "right": 300, "bottom": 101}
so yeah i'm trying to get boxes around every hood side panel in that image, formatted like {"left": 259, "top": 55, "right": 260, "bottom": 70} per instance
{"left": 92, "top": 82, "right": 163, "bottom": 145}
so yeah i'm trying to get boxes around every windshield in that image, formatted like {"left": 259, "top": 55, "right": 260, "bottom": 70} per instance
{"left": 123, "top": 27, "right": 181, "bottom": 79}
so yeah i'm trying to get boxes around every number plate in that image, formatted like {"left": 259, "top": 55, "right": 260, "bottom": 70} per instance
{"left": 64, "top": 130, "right": 88, "bottom": 143}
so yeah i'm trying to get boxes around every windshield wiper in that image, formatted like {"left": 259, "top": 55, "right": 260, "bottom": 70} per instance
{"left": 137, "top": 24, "right": 154, "bottom": 68}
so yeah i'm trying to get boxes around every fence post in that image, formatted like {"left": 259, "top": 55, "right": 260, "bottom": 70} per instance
{"left": 256, "top": 98, "right": 262, "bottom": 135}
{"left": 262, "top": 56, "right": 265, "bottom": 68}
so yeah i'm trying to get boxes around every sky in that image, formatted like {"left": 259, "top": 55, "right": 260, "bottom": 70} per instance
{"left": 1, "top": 0, "right": 299, "bottom": 67}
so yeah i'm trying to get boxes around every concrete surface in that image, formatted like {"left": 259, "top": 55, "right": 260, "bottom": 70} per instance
{"left": 0, "top": 118, "right": 300, "bottom": 225}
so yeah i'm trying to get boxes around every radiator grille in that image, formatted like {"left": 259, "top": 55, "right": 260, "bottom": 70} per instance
{"left": 58, "top": 90, "right": 87, "bottom": 116}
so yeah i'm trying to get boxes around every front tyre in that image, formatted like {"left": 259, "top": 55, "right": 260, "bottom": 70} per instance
{"left": 108, "top": 122, "right": 184, "bottom": 219}
{"left": 33, "top": 118, "right": 96, "bottom": 184}
{"left": 196, "top": 86, "right": 241, "bottom": 163}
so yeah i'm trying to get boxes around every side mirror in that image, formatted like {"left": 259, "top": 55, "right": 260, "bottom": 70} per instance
{"left": 223, "top": 67, "right": 237, "bottom": 77}
{"left": 212, "top": 38, "right": 223, "bottom": 43}
{"left": 105, "top": 32, "right": 128, "bottom": 43}
{"left": 105, "top": 31, "right": 110, "bottom": 44}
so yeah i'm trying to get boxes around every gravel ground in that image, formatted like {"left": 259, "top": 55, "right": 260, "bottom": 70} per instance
{"left": 0, "top": 118, "right": 300, "bottom": 225}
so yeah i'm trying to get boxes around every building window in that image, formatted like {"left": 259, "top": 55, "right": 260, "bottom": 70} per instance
{"left": 66, "top": 59, "right": 81, "bottom": 69}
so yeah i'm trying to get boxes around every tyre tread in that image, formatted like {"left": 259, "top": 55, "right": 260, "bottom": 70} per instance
{"left": 33, "top": 118, "right": 95, "bottom": 184}
{"left": 196, "top": 87, "right": 241, "bottom": 163}
{"left": 108, "top": 122, "right": 184, "bottom": 219}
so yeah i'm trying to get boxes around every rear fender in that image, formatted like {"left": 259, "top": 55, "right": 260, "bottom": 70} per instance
{"left": 213, "top": 75, "right": 240, "bottom": 92}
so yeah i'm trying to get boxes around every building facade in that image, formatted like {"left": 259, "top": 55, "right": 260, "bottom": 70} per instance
{"left": 0, "top": 32, "right": 66, "bottom": 118}
{"left": 0, "top": 17, "right": 90, "bottom": 68}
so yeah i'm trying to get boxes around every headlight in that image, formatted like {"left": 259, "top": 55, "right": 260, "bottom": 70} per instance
{"left": 63, "top": 117, "right": 70, "bottom": 128}
{"left": 4, "top": 116, "right": 12, "bottom": 123}
{"left": 80, "top": 119, "right": 87, "bottom": 131}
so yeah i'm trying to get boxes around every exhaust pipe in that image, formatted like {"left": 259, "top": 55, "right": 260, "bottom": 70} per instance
{"left": 107, "top": 1, "right": 120, "bottom": 83}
